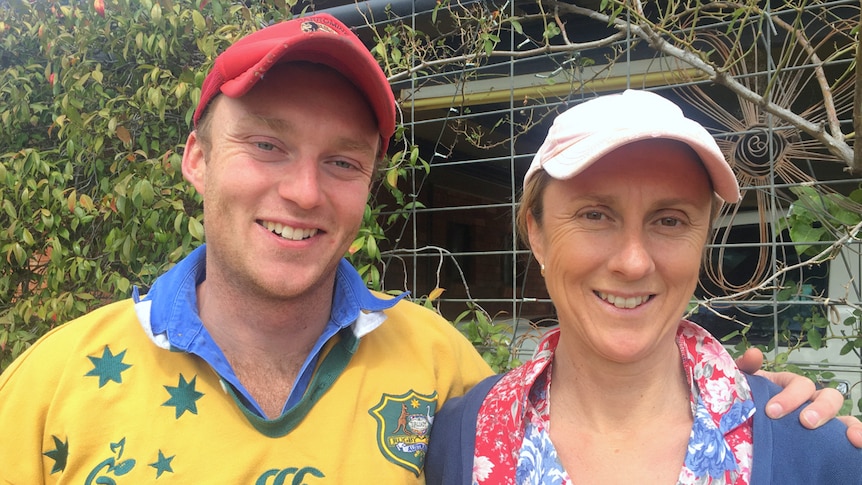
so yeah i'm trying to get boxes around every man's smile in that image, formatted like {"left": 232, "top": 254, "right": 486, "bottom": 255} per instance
{"left": 260, "top": 220, "right": 318, "bottom": 241}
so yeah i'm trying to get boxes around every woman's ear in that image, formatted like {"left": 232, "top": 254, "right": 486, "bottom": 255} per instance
{"left": 526, "top": 211, "right": 545, "bottom": 269}
{"left": 181, "top": 131, "right": 206, "bottom": 195}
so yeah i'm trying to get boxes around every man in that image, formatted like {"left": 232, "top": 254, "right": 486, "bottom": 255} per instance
{"left": 0, "top": 13, "right": 858, "bottom": 484}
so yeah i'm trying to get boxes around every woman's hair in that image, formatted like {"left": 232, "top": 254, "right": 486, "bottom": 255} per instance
{"left": 515, "top": 169, "right": 552, "bottom": 248}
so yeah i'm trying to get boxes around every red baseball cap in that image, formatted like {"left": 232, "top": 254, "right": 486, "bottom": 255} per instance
{"left": 193, "top": 14, "right": 396, "bottom": 152}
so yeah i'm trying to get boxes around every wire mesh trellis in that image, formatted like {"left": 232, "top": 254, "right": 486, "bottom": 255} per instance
{"left": 356, "top": 0, "right": 861, "bottom": 406}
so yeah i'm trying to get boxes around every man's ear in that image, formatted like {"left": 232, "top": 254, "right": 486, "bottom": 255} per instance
{"left": 182, "top": 130, "right": 206, "bottom": 195}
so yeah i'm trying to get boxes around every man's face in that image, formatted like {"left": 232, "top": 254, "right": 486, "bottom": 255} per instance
{"left": 183, "top": 63, "right": 379, "bottom": 303}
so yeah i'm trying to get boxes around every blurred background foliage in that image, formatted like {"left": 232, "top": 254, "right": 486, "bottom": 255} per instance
{"left": 1, "top": 0, "right": 859, "bottom": 385}
{"left": 0, "top": 0, "right": 428, "bottom": 368}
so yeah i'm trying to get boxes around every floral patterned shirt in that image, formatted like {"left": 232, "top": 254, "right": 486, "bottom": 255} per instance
{"left": 472, "top": 320, "right": 755, "bottom": 485}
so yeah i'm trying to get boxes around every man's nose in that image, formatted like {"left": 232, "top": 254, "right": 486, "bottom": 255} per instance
{"left": 278, "top": 159, "right": 323, "bottom": 209}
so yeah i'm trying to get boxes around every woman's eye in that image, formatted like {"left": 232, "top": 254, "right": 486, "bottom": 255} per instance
{"left": 584, "top": 211, "right": 604, "bottom": 220}
{"left": 660, "top": 217, "right": 680, "bottom": 227}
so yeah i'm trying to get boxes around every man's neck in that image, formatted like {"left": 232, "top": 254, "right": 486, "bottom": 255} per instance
{"left": 198, "top": 277, "right": 332, "bottom": 352}
{"left": 195, "top": 276, "right": 336, "bottom": 418}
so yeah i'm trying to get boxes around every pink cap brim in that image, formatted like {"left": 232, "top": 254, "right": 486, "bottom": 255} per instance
{"left": 525, "top": 90, "right": 740, "bottom": 203}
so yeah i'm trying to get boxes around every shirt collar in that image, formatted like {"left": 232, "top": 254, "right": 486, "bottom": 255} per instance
{"left": 136, "top": 244, "right": 405, "bottom": 346}
{"left": 132, "top": 244, "right": 407, "bottom": 416}
{"left": 472, "top": 321, "right": 755, "bottom": 484}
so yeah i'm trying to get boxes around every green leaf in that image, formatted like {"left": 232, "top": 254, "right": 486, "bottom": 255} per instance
{"left": 192, "top": 10, "right": 206, "bottom": 31}
{"left": 721, "top": 330, "right": 740, "bottom": 342}
{"left": 151, "top": 3, "right": 162, "bottom": 23}
{"left": 188, "top": 216, "right": 204, "bottom": 241}
{"left": 366, "top": 233, "right": 379, "bottom": 260}
{"left": 21, "top": 228, "right": 34, "bottom": 246}
{"left": 2, "top": 200, "right": 16, "bottom": 219}
{"left": 139, "top": 179, "right": 154, "bottom": 205}
{"left": 117, "top": 277, "right": 130, "bottom": 294}
{"left": 807, "top": 328, "right": 822, "bottom": 350}
{"left": 511, "top": 19, "right": 523, "bottom": 35}
{"left": 10, "top": 243, "right": 26, "bottom": 266}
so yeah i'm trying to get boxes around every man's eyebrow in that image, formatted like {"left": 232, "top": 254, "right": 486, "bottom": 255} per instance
{"left": 333, "top": 136, "right": 377, "bottom": 155}
{"left": 238, "top": 113, "right": 376, "bottom": 155}
{"left": 237, "top": 113, "right": 292, "bottom": 132}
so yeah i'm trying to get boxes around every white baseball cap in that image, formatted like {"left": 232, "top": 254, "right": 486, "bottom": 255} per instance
{"left": 524, "top": 89, "right": 740, "bottom": 203}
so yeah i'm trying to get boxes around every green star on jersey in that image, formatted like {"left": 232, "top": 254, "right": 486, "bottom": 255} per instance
{"left": 43, "top": 435, "right": 68, "bottom": 474}
{"left": 85, "top": 346, "right": 132, "bottom": 387}
{"left": 149, "top": 450, "right": 174, "bottom": 478}
{"left": 162, "top": 374, "right": 204, "bottom": 419}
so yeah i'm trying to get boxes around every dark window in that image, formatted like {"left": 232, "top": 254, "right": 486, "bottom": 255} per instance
{"left": 689, "top": 222, "right": 829, "bottom": 344}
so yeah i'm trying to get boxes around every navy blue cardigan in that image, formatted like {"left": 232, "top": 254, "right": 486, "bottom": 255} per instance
{"left": 425, "top": 374, "right": 862, "bottom": 484}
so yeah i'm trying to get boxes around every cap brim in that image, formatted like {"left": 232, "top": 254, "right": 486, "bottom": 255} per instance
{"left": 540, "top": 130, "right": 739, "bottom": 203}
{"left": 219, "top": 35, "right": 395, "bottom": 145}
{"left": 193, "top": 15, "right": 396, "bottom": 152}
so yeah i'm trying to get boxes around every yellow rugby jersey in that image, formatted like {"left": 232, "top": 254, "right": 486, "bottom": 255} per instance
{"left": 0, "top": 296, "right": 492, "bottom": 483}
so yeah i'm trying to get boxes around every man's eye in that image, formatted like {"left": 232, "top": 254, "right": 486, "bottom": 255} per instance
{"left": 255, "top": 142, "right": 275, "bottom": 151}
{"left": 584, "top": 211, "right": 603, "bottom": 220}
{"left": 332, "top": 159, "right": 355, "bottom": 169}
{"left": 660, "top": 217, "right": 680, "bottom": 227}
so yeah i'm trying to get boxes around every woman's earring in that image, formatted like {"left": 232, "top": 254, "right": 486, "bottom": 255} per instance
{"left": 540, "top": 264, "right": 546, "bottom": 277}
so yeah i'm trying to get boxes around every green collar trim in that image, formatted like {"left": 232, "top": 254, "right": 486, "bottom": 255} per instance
{"left": 228, "top": 328, "right": 359, "bottom": 437}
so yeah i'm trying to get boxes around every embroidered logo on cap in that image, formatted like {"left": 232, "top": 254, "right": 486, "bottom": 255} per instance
{"left": 301, "top": 19, "right": 338, "bottom": 35}
{"left": 368, "top": 390, "right": 438, "bottom": 476}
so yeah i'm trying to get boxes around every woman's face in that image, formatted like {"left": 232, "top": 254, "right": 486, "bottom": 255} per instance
{"left": 527, "top": 139, "right": 714, "bottom": 364}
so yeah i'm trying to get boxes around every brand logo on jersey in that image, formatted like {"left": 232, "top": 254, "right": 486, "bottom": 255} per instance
{"left": 255, "top": 467, "right": 324, "bottom": 485}
{"left": 369, "top": 390, "right": 438, "bottom": 476}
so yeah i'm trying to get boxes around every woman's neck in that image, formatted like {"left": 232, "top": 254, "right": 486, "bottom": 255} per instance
{"left": 547, "top": 333, "right": 695, "bottom": 484}
{"left": 548, "top": 333, "right": 692, "bottom": 432}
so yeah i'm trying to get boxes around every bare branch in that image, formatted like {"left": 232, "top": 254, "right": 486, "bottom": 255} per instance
{"left": 552, "top": 1, "right": 857, "bottom": 171}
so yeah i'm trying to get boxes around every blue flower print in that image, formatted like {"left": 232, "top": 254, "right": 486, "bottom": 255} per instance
{"left": 685, "top": 396, "right": 738, "bottom": 479}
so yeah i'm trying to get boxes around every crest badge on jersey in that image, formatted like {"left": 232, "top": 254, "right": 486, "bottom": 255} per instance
{"left": 369, "top": 390, "right": 438, "bottom": 476}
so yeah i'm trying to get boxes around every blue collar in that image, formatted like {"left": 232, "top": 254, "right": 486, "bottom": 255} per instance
{"left": 134, "top": 244, "right": 405, "bottom": 417}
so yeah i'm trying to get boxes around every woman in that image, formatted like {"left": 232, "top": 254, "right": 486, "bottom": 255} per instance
{"left": 425, "top": 90, "right": 862, "bottom": 484}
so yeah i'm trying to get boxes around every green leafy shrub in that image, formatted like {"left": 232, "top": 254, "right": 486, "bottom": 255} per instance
{"left": 0, "top": 0, "right": 424, "bottom": 369}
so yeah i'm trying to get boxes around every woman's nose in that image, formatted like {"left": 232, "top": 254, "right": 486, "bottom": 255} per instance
{"left": 608, "top": 229, "right": 656, "bottom": 279}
